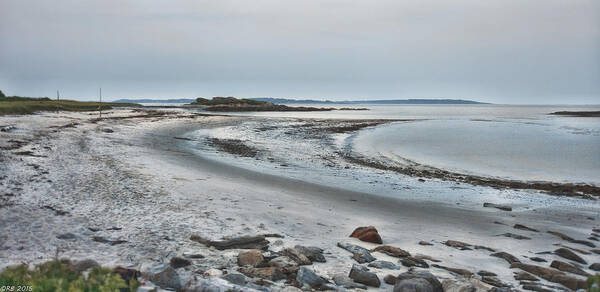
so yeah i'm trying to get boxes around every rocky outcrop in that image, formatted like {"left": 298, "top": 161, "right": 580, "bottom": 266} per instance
{"left": 550, "top": 260, "right": 590, "bottom": 277}
{"left": 400, "top": 256, "right": 429, "bottom": 268}
{"left": 510, "top": 262, "right": 586, "bottom": 290}
{"left": 514, "top": 272, "right": 538, "bottom": 281}
{"left": 371, "top": 245, "right": 411, "bottom": 258}
{"left": 349, "top": 264, "right": 381, "bottom": 287}
{"left": 237, "top": 250, "right": 264, "bottom": 267}
{"left": 349, "top": 226, "right": 383, "bottom": 244}
{"left": 337, "top": 242, "right": 376, "bottom": 263}
{"left": 170, "top": 257, "right": 192, "bottom": 269}
{"left": 590, "top": 263, "right": 600, "bottom": 271}
{"left": 268, "top": 256, "right": 299, "bottom": 274}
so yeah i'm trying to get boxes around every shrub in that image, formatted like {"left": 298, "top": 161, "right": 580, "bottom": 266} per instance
{"left": 589, "top": 274, "right": 600, "bottom": 292}
{"left": 0, "top": 259, "right": 140, "bottom": 292}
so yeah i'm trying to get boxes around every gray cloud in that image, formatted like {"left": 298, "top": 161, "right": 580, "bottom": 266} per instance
{"left": 1, "top": 0, "right": 599, "bottom": 103}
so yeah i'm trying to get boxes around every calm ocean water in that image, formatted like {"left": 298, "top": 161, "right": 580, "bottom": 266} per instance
{"left": 200, "top": 104, "right": 600, "bottom": 184}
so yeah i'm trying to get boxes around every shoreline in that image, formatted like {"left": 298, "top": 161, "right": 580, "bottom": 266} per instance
{"left": 1, "top": 108, "right": 599, "bottom": 291}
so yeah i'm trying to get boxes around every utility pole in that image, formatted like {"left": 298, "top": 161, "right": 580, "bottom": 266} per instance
{"left": 56, "top": 90, "right": 60, "bottom": 114}
{"left": 99, "top": 87, "right": 102, "bottom": 119}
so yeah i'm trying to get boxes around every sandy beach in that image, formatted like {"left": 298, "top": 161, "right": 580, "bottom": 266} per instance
{"left": 1, "top": 108, "right": 598, "bottom": 291}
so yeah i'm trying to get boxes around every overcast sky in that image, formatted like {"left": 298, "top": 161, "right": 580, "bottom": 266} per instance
{"left": 1, "top": 0, "right": 599, "bottom": 103}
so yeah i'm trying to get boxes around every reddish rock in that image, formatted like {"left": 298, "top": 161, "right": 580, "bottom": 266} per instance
{"left": 350, "top": 226, "right": 382, "bottom": 244}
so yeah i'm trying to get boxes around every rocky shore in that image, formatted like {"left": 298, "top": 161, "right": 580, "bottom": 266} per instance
{"left": 1, "top": 109, "right": 598, "bottom": 291}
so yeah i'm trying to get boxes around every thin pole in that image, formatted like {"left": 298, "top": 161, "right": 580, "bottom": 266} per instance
{"left": 56, "top": 90, "right": 60, "bottom": 114}
{"left": 99, "top": 87, "right": 102, "bottom": 119}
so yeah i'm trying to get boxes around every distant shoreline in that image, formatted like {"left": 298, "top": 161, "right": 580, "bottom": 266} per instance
{"left": 113, "top": 97, "right": 489, "bottom": 105}
{"left": 549, "top": 111, "right": 600, "bottom": 117}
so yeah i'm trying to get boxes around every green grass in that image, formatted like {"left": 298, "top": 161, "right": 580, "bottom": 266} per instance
{"left": 0, "top": 259, "right": 140, "bottom": 292}
{"left": 0, "top": 99, "right": 140, "bottom": 115}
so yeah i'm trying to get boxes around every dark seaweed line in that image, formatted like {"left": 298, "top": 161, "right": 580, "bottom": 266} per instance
{"left": 340, "top": 153, "right": 599, "bottom": 199}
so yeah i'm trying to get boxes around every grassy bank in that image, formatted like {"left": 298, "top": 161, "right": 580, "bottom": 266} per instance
{"left": 0, "top": 97, "right": 140, "bottom": 116}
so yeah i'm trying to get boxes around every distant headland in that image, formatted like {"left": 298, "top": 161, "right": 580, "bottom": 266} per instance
{"left": 113, "top": 97, "right": 489, "bottom": 105}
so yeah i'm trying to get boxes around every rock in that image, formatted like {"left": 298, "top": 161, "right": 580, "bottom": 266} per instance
{"left": 294, "top": 245, "right": 326, "bottom": 262}
{"left": 114, "top": 267, "right": 139, "bottom": 284}
{"left": 239, "top": 267, "right": 285, "bottom": 281}
{"left": 349, "top": 226, "right": 382, "bottom": 244}
{"left": 72, "top": 259, "right": 99, "bottom": 272}
{"left": 237, "top": 249, "right": 264, "bottom": 267}
{"left": 514, "top": 272, "right": 538, "bottom": 281}
{"left": 395, "top": 278, "right": 435, "bottom": 292}
{"left": 170, "top": 257, "right": 192, "bottom": 269}
{"left": 371, "top": 245, "right": 411, "bottom": 258}
{"left": 333, "top": 273, "right": 367, "bottom": 289}
{"left": 400, "top": 257, "right": 429, "bottom": 268}
{"left": 191, "top": 235, "right": 270, "bottom": 250}
{"left": 221, "top": 273, "right": 248, "bottom": 286}
{"left": 296, "top": 267, "right": 327, "bottom": 289}
{"left": 413, "top": 254, "right": 441, "bottom": 263}
{"left": 282, "top": 248, "right": 312, "bottom": 265}
{"left": 554, "top": 248, "right": 586, "bottom": 264}
{"left": 509, "top": 262, "right": 586, "bottom": 290}
{"left": 92, "top": 236, "right": 127, "bottom": 245}
{"left": 186, "top": 277, "right": 263, "bottom": 292}
{"left": 56, "top": 233, "right": 77, "bottom": 240}
{"left": 384, "top": 274, "right": 397, "bottom": 285}
{"left": 481, "top": 276, "right": 509, "bottom": 288}
{"left": 141, "top": 263, "right": 183, "bottom": 291}
{"left": 499, "top": 233, "right": 530, "bottom": 240}
{"left": 547, "top": 231, "right": 596, "bottom": 248}
{"left": 337, "top": 242, "right": 376, "bottom": 263}
{"left": 395, "top": 271, "right": 442, "bottom": 292}
{"left": 474, "top": 245, "right": 496, "bottom": 252}
{"left": 431, "top": 264, "right": 472, "bottom": 277}
{"left": 514, "top": 224, "right": 539, "bottom": 232}
{"left": 272, "top": 287, "right": 303, "bottom": 292}
{"left": 268, "top": 256, "right": 299, "bottom": 274}
{"left": 368, "top": 260, "right": 400, "bottom": 270}
{"left": 444, "top": 240, "right": 471, "bottom": 250}
{"left": 348, "top": 264, "right": 380, "bottom": 287}
{"left": 490, "top": 251, "right": 521, "bottom": 264}
{"left": 592, "top": 249, "right": 600, "bottom": 255}
{"left": 590, "top": 263, "right": 600, "bottom": 271}
{"left": 483, "top": 202, "right": 512, "bottom": 211}
{"left": 101, "top": 128, "right": 114, "bottom": 133}
{"left": 477, "top": 270, "right": 497, "bottom": 277}
{"left": 442, "top": 278, "right": 489, "bottom": 292}
{"left": 520, "top": 284, "right": 553, "bottom": 292}
{"left": 203, "top": 268, "right": 223, "bottom": 277}
{"left": 529, "top": 257, "right": 546, "bottom": 262}
{"left": 418, "top": 241, "right": 434, "bottom": 246}
{"left": 550, "top": 260, "right": 590, "bottom": 277}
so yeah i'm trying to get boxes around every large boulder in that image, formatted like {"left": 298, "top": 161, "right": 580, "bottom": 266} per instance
{"left": 348, "top": 264, "right": 380, "bottom": 287}
{"left": 510, "top": 262, "right": 586, "bottom": 290}
{"left": 337, "top": 242, "right": 376, "bottom": 263}
{"left": 350, "top": 226, "right": 383, "bottom": 244}
{"left": 395, "top": 271, "right": 442, "bottom": 292}
{"left": 550, "top": 260, "right": 590, "bottom": 277}
{"left": 237, "top": 249, "right": 264, "bottom": 267}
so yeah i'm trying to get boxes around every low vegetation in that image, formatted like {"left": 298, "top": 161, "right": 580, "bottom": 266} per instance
{"left": 0, "top": 259, "right": 140, "bottom": 292}
{"left": 192, "top": 96, "right": 270, "bottom": 106}
{"left": 0, "top": 91, "right": 139, "bottom": 115}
